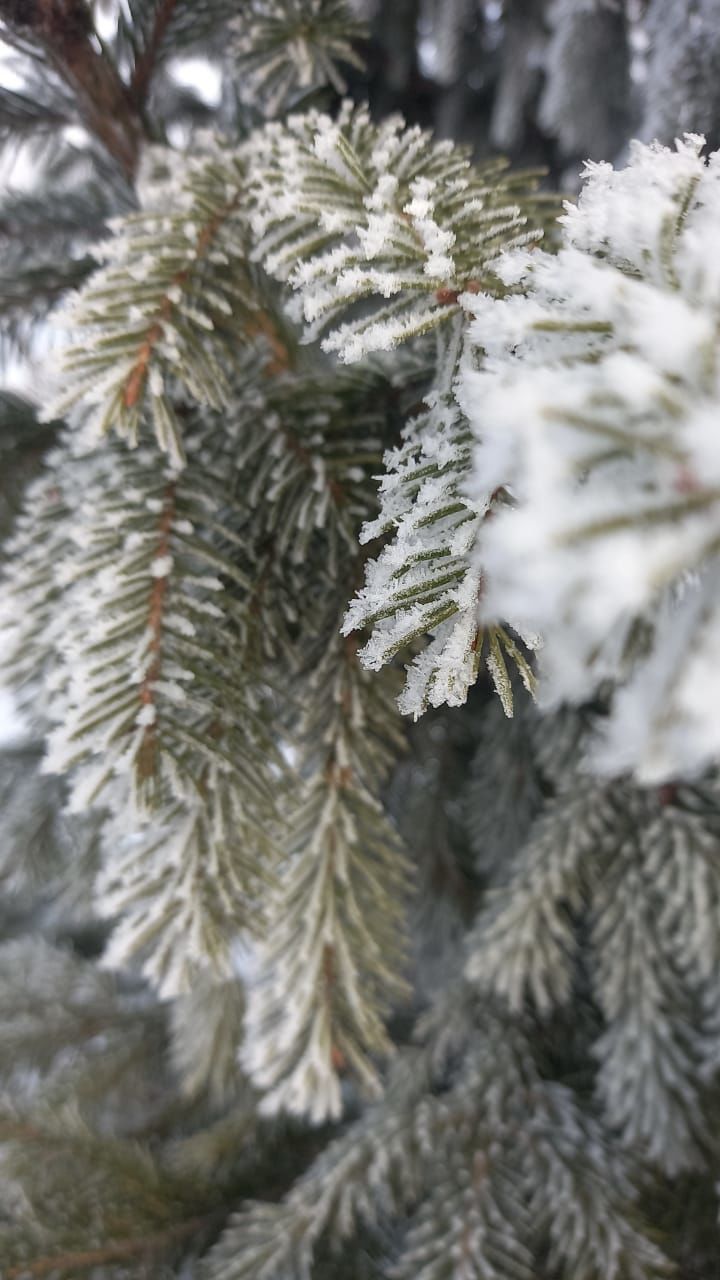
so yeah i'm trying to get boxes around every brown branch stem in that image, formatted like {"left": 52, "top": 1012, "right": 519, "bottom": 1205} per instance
{"left": 131, "top": 0, "right": 178, "bottom": 104}
{"left": 122, "top": 197, "right": 243, "bottom": 409}
{"left": 4, "top": 1212, "right": 223, "bottom": 1279}
{"left": 246, "top": 311, "right": 292, "bottom": 376}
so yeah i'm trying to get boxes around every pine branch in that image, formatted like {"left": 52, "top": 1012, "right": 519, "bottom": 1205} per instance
{"left": 0, "top": 84, "right": 69, "bottom": 137}
{"left": 4, "top": 1215, "right": 223, "bottom": 1280}
{"left": 170, "top": 977, "right": 246, "bottom": 1104}
{"left": 231, "top": 364, "right": 391, "bottom": 571}
{"left": 0, "top": 0, "right": 143, "bottom": 179}
{"left": 115, "top": 0, "right": 243, "bottom": 82}
{"left": 232, "top": 0, "right": 367, "bottom": 117}
{"left": 460, "top": 134, "right": 720, "bottom": 781}
{"left": 0, "top": 1094, "right": 229, "bottom": 1275}
{"left": 210, "top": 996, "right": 670, "bottom": 1280}
{"left": 467, "top": 763, "right": 720, "bottom": 1174}
{"left": 243, "top": 627, "right": 411, "bottom": 1122}
{"left": 465, "top": 778, "right": 618, "bottom": 1013}
{"left": 47, "top": 148, "right": 259, "bottom": 463}
{"left": 342, "top": 345, "right": 538, "bottom": 717}
{"left": 250, "top": 101, "right": 547, "bottom": 362}
{"left": 243, "top": 105, "right": 548, "bottom": 716}
{"left": 35, "top": 432, "right": 276, "bottom": 815}
{"left": 130, "top": 0, "right": 180, "bottom": 103}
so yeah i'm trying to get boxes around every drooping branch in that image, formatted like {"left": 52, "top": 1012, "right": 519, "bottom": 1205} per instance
{"left": 122, "top": 195, "right": 243, "bottom": 411}
{"left": 243, "top": 628, "right": 410, "bottom": 1122}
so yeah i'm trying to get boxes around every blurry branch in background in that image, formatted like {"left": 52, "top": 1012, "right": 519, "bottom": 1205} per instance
{"left": 0, "top": 0, "right": 143, "bottom": 179}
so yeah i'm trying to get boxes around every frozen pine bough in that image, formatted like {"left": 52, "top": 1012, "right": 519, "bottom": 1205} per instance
{"left": 250, "top": 101, "right": 547, "bottom": 715}
{"left": 460, "top": 134, "right": 720, "bottom": 783}
{"left": 342, "top": 340, "right": 538, "bottom": 719}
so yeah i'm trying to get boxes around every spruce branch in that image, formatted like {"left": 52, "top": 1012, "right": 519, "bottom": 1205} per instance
{"left": 243, "top": 627, "right": 411, "bottom": 1123}
{"left": 0, "top": 0, "right": 143, "bottom": 179}
{"left": 465, "top": 778, "right": 617, "bottom": 1014}
{"left": 243, "top": 106, "right": 548, "bottom": 716}
{"left": 0, "top": 937, "right": 154, "bottom": 1078}
{"left": 0, "top": 393, "right": 58, "bottom": 539}
{"left": 0, "top": 1099, "right": 227, "bottom": 1278}
{"left": 342, "top": 345, "right": 538, "bottom": 718}
{"left": 250, "top": 101, "right": 547, "bottom": 362}
{"left": 0, "top": 441, "right": 79, "bottom": 703}
{"left": 205, "top": 1046, "right": 442, "bottom": 1280}
{"left": 2, "top": 354, "right": 399, "bottom": 998}
{"left": 1, "top": 396, "right": 293, "bottom": 995}
{"left": 0, "top": 83, "right": 70, "bottom": 137}
{"left": 231, "top": 364, "right": 391, "bottom": 572}
{"left": 47, "top": 148, "right": 258, "bottom": 464}
{"left": 3, "top": 1214, "right": 223, "bottom": 1280}
{"left": 0, "top": 156, "right": 130, "bottom": 358}
{"left": 36, "top": 433, "right": 276, "bottom": 816}
{"left": 0, "top": 257, "right": 93, "bottom": 362}
{"left": 170, "top": 976, "right": 247, "bottom": 1104}
{"left": 116, "top": 199, "right": 240, "bottom": 415}
{"left": 0, "top": 184, "right": 119, "bottom": 245}
{"left": 97, "top": 778, "right": 280, "bottom": 998}
{"left": 463, "top": 688, "right": 543, "bottom": 876}
{"left": 591, "top": 801, "right": 711, "bottom": 1174}
{"left": 232, "top": 0, "right": 367, "bottom": 117}
{"left": 467, "top": 767, "right": 719, "bottom": 1174}
{"left": 115, "top": 0, "right": 244, "bottom": 89}
{"left": 461, "top": 133, "right": 720, "bottom": 781}
{"left": 1, "top": 8, "right": 711, "bottom": 1277}
{"left": 129, "top": 0, "right": 180, "bottom": 104}
{"left": 210, "top": 997, "right": 669, "bottom": 1280}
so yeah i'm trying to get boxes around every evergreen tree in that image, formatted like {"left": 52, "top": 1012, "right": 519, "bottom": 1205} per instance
{"left": 3, "top": 3, "right": 720, "bottom": 1279}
